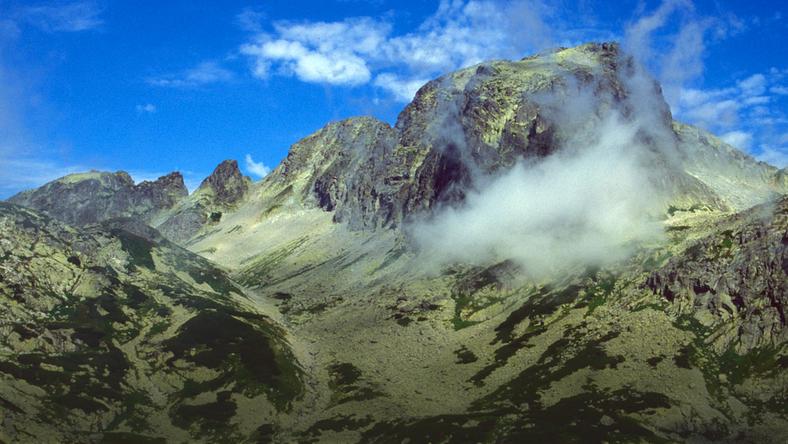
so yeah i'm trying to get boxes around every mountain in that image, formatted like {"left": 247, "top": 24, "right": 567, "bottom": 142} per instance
{"left": 2, "top": 42, "right": 787, "bottom": 443}
{"left": 155, "top": 160, "right": 252, "bottom": 243}
{"left": 0, "top": 203, "right": 302, "bottom": 443}
{"left": 7, "top": 171, "right": 188, "bottom": 227}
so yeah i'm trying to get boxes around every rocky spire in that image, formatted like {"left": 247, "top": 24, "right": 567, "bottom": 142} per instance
{"left": 198, "top": 160, "right": 250, "bottom": 206}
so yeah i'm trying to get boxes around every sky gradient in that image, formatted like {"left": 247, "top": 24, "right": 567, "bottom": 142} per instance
{"left": 0, "top": 0, "right": 786, "bottom": 197}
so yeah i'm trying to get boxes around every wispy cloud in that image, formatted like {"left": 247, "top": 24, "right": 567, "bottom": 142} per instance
{"left": 135, "top": 103, "right": 156, "bottom": 114}
{"left": 148, "top": 61, "right": 234, "bottom": 88}
{"left": 720, "top": 131, "right": 753, "bottom": 151}
{"left": 755, "top": 146, "right": 788, "bottom": 168}
{"left": 239, "top": 0, "right": 555, "bottom": 101}
{"left": 236, "top": 7, "right": 266, "bottom": 33}
{"left": 19, "top": 1, "right": 103, "bottom": 33}
{"left": 244, "top": 154, "right": 270, "bottom": 178}
{"left": 620, "top": 1, "right": 787, "bottom": 167}
{"left": 673, "top": 70, "right": 788, "bottom": 166}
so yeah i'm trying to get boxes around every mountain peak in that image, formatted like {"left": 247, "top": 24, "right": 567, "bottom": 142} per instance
{"left": 7, "top": 169, "right": 188, "bottom": 226}
{"left": 197, "top": 159, "right": 250, "bottom": 206}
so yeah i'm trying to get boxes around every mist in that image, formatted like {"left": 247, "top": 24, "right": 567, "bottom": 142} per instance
{"left": 410, "top": 55, "right": 674, "bottom": 278}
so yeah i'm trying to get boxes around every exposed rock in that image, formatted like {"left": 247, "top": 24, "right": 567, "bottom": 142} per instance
{"left": 254, "top": 42, "right": 785, "bottom": 231}
{"left": 197, "top": 159, "right": 250, "bottom": 206}
{"left": 155, "top": 160, "right": 252, "bottom": 243}
{"left": 3, "top": 42, "right": 788, "bottom": 443}
{"left": 7, "top": 170, "right": 187, "bottom": 226}
{"left": 647, "top": 196, "right": 788, "bottom": 351}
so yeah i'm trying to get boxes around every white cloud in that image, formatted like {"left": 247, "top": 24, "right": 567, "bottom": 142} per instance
{"left": 373, "top": 73, "right": 431, "bottom": 102}
{"left": 770, "top": 85, "right": 788, "bottom": 95}
{"left": 737, "top": 73, "right": 767, "bottom": 96}
{"left": 148, "top": 61, "right": 233, "bottom": 88}
{"left": 20, "top": 1, "right": 103, "bottom": 32}
{"left": 411, "top": 66, "right": 670, "bottom": 276}
{"left": 135, "top": 103, "right": 156, "bottom": 113}
{"left": 239, "top": 1, "right": 553, "bottom": 101}
{"left": 672, "top": 68, "right": 788, "bottom": 163}
{"left": 244, "top": 154, "right": 271, "bottom": 178}
{"left": 720, "top": 131, "right": 753, "bottom": 150}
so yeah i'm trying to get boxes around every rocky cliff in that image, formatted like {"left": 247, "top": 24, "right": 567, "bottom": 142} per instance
{"left": 156, "top": 160, "right": 252, "bottom": 243}
{"left": 7, "top": 170, "right": 188, "bottom": 226}
{"left": 243, "top": 43, "right": 784, "bottom": 232}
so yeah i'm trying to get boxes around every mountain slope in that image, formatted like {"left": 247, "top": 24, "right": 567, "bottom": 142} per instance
{"left": 2, "top": 42, "right": 788, "bottom": 443}
{"left": 0, "top": 203, "right": 303, "bottom": 443}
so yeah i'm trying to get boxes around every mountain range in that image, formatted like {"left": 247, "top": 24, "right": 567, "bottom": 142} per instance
{"left": 1, "top": 42, "right": 787, "bottom": 443}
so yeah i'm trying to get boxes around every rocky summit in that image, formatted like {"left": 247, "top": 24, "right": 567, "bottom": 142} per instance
{"left": 1, "top": 42, "right": 787, "bottom": 443}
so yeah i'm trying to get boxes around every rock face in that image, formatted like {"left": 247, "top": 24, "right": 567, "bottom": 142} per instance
{"left": 197, "top": 159, "right": 250, "bottom": 206}
{"left": 7, "top": 171, "right": 188, "bottom": 226}
{"left": 648, "top": 196, "right": 788, "bottom": 351}
{"left": 262, "top": 117, "right": 398, "bottom": 228}
{"left": 255, "top": 43, "right": 785, "bottom": 230}
{"left": 156, "top": 160, "right": 252, "bottom": 243}
{"left": 6, "top": 160, "right": 253, "bottom": 244}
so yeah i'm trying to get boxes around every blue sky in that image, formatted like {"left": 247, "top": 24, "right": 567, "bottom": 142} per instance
{"left": 0, "top": 0, "right": 786, "bottom": 197}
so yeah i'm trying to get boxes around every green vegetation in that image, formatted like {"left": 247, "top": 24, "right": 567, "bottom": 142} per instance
{"left": 328, "top": 363, "right": 362, "bottom": 387}
{"left": 237, "top": 236, "right": 309, "bottom": 287}
{"left": 304, "top": 415, "right": 373, "bottom": 441}
{"left": 667, "top": 204, "right": 706, "bottom": 217}
{"left": 100, "top": 432, "right": 166, "bottom": 444}
{"left": 164, "top": 310, "right": 303, "bottom": 411}
{"left": 114, "top": 229, "right": 155, "bottom": 269}
{"left": 718, "top": 345, "right": 785, "bottom": 386}
{"left": 449, "top": 262, "right": 518, "bottom": 331}
{"left": 454, "top": 346, "right": 478, "bottom": 364}
{"left": 327, "top": 362, "right": 383, "bottom": 405}
{"left": 172, "top": 391, "right": 238, "bottom": 439}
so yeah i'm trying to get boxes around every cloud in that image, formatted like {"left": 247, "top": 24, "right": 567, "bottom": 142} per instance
{"left": 618, "top": 1, "right": 788, "bottom": 166}
{"left": 240, "top": 18, "right": 385, "bottom": 85}
{"left": 672, "top": 69, "right": 788, "bottom": 166}
{"left": 720, "top": 131, "right": 753, "bottom": 150}
{"left": 236, "top": 7, "right": 265, "bottom": 33}
{"left": 373, "top": 73, "right": 431, "bottom": 102}
{"left": 148, "top": 61, "right": 233, "bottom": 88}
{"left": 135, "top": 103, "right": 156, "bottom": 114}
{"left": 239, "top": 0, "right": 554, "bottom": 101}
{"left": 410, "top": 62, "right": 671, "bottom": 277}
{"left": 244, "top": 154, "right": 271, "bottom": 178}
{"left": 624, "top": 0, "right": 693, "bottom": 65}
{"left": 737, "top": 73, "right": 767, "bottom": 96}
{"left": 20, "top": 1, "right": 103, "bottom": 32}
